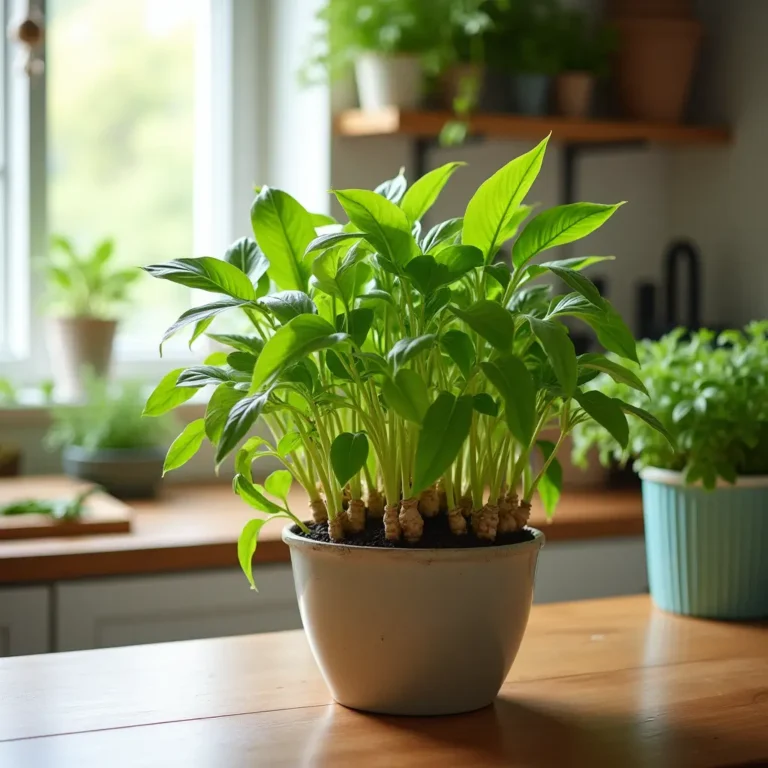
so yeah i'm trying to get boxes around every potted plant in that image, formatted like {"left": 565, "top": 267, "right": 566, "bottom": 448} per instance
{"left": 46, "top": 235, "right": 139, "bottom": 401}
{"left": 47, "top": 376, "right": 174, "bottom": 499}
{"left": 553, "top": 10, "right": 616, "bottom": 119}
{"left": 142, "top": 137, "right": 663, "bottom": 715}
{"left": 573, "top": 326, "right": 768, "bottom": 620}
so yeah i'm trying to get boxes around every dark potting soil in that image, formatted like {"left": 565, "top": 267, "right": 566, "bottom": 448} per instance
{"left": 292, "top": 514, "right": 535, "bottom": 549}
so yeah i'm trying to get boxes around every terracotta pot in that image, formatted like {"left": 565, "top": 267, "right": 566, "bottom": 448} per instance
{"left": 608, "top": 0, "right": 693, "bottom": 18}
{"left": 47, "top": 317, "right": 117, "bottom": 402}
{"left": 438, "top": 63, "right": 485, "bottom": 110}
{"left": 614, "top": 19, "right": 702, "bottom": 122}
{"left": 354, "top": 53, "right": 424, "bottom": 110}
{"left": 0, "top": 447, "right": 21, "bottom": 478}
{"left": 283, "top": 525, "right": 545, "bottom": 715}
{"left": 555, "top": 72, "right": 595, "bottom": 119}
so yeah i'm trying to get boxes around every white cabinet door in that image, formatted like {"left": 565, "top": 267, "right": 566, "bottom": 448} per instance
{"left": 0, "top": 586, "right": 50, "bottom": 656}
{"left": 55, "top": 565, "right": 300, "bottom": 652}
{"left": 534, "top": 537, "right": 648, "bottom": 604}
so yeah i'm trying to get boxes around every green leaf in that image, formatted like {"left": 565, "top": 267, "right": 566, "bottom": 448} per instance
{"left": 265, "top": 469, "right": 292, "bottom": 501}
{"left": 238, "top": 518, "right": 268, "bottom": 590}
{"left": 163, "top": 419, "right": 206, "bottom": 475}
{"left": 387, "top": 334, "right": 436, "bottom": 372}
{"left": 574, "top": 390, "right": 629, "bottom": 449}
{"left": 412, "top": 393, "right": 473, "bottom": 495}
{"left": 546, "top": 265, "right": 604, "bottom": 307}
{"left": 440, "top": 329, "right": 475, "bottom": 378}
{"left": 251, "top": 314, "right": 347, "bottom": 391}
{"left": 224, "top": 237, "right": 269, "bottom": 280}
{"left": 143, "top": 257, "right": 255, "bottom": 300}
{"left": 204, "top": 351, "right": 229, "bottom": 366}
{"left": 251, "top": 186, "right": 316, "bottom": 291}
{"left": 207, "top": 334, "right": 264, "bottom": 356}
{"left": 432, "top": 244, "right": 483, "bottom": 280}
{"left": 422, "top": 217, "right": 463, "bottom": 253}
{"left": 205, "top": 384, "right": 246, "bottom": 444}
{"left": 463, "top": 136, "right": 549, "bottom": 262}
{"left": 528, "top": 317, "right": 577, "bottom": 396}
{"left": 512, "top": 202, "right": 624, "bottom": 270}
{"left": 334, "top": 189, "right": 417, "bottom": 268}
{"left": 325, "top": 349, "right": 353, "bottom": 380}
{"left": 177, "top": 365, "right": 240, "bottom": 389}
{"left": 279, "top": 359, "right": 319, "bottom": 393}
{"left": 143, "top": 368, "right": 198, "bottom": 416}
{"left": 310, "top": 212, "right": 337, "bottom": 227}
{"left": 401, "top": 161, "right": 464, "bottom": 224}
{"left": 485, "top": 263, "right": 511, "bottom": 290}
{"left": 357, "top": 289, "right": 394, "bottom": 307}
{"left": 473, "top": 393, "right": 498, "bottom": 417}
{"left": 537, "top": 440, "right": 562, "bottom": 519}
{"left": 381, "top": 369, "right": 430, "bottom": 423}
{"left": 235, "top": 474, "right": 284, "bottom": 515}
{"left": 234, "top": 436, "right": 274, "bottom": 481}
{"left": 375, "top": 170, "right": 407, "bottom": 203}
{"left": 539, "top": 255, "right": 615, "bottom": 272}
{"left": 619, "top": 401, "right": 675, "bottom": 446}
{"left": 450, "top": 301, "right": 516, "bottom": 352}
{"left": 189, "top": 318, "right": 214, "bottom": 349}
{"left": 578, "top": 353, "right": 648, "bottom": 396}
{"left": 424, "top": 286, "right": 452, "bottom": 321}
{"left": 330, "top": 432, "right": 369, "bottom": 486}
{"left": 160, "top": 298, "right": 249, "bottom": 352}
{"left": 277, "top": 432, "right": 303, "bottom": 457}
{"left": 259, "top": 290, "right": 317, "bottom": 324}
{"left": 305, "top": 231, "right": 363, "bottom": 254}
{"left": 481, "top": 356, "right": 536, "bottom": 444}
{"left": 335, "top": 307, "right": 374, "bottom": 347}
{"left": 215, "top": 391, "right": 270, "bottom": 464}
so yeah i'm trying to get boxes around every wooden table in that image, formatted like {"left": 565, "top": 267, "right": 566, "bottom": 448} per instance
{"left": 0, "top": 596, "right": 765, "bottom": 767}
{"left": 0, "top": 481, "right": 643, "bottom": 584}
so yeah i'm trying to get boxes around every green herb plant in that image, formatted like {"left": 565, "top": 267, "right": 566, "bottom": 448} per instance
{"left": 554, "top": 9, "right": 616, "bottom": 77}
{"left": 573, "top": 325, "right": 767, "bottom": 489}
{"left": 47, "top": 235, "right": 139, "bottom": 318}
{"left": 1, "top": 486, "right": 99, "bottom": 522}
{"left": 143, "top": 136, "right": 667, "bottom": 589}
{"left": 47, "top": 376, "right": 174, "bottom": 453}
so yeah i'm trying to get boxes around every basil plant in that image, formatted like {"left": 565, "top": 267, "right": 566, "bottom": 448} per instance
{"left": 143, "top": 136, "right": 666, "bottom": 587}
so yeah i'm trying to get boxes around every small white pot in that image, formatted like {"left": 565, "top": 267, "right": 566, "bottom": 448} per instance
{"left": 283, "top": 526, "right": 545, "bottom": 715}
{"left": 47, "top": 317, "right": 117, "bottom": 402}
{"left": 354, "top": 53, "right": 424, "bottom": 111}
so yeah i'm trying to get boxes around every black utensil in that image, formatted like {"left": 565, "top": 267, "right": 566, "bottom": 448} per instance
{"left": 664, "top": 239, "right": 701, "bottom": 331}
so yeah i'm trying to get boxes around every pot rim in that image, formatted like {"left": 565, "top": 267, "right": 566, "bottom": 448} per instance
{"left": 640, "top": 467, "right": 768, "bottom": 489}
{"left": 282, "top": 524, "right": 545, "bottom": 562}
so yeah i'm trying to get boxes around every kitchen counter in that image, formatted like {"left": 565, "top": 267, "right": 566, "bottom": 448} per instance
{"left": 1, "top": 595, "right": 765, "bottom": 766}
{"left": 0, "top": 480, "right": 643, "bottom": 583}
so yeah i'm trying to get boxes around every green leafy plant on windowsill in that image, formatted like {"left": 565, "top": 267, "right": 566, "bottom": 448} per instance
{"left": 46, "top": 376, "right": 174, "bottom": 452}
{"left": 572, "top": 325, "right": 768, "bottom": 489}
{"left": 141, "top": 135, "right": 668, "bottom": 588}
{"left": 47, "top": 235, "right": 139, "bottom": 319}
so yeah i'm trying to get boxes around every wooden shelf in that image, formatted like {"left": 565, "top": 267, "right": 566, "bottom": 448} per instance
{"left": 334, "top": 108, "right": 731, "bottom": 146}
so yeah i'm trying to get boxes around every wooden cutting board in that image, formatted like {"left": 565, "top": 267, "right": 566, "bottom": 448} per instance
{"left": 0, "top": 476, "right": 132, "bottom": 540}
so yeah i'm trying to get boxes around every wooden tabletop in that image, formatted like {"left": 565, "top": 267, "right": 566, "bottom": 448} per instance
{"left": 0, "top": 596, "right": 765, "bottom": 767}
{"left": 0, "top": 480, "right": 643, "bottom": 584}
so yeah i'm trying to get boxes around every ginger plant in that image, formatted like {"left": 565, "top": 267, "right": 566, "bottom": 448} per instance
{"left": 143, "top": 136, "right": 669, "bottom": 588}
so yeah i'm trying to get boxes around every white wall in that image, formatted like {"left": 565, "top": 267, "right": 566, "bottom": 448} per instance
{"left": 669, "top": 0, "right": 768, "bottom": 327}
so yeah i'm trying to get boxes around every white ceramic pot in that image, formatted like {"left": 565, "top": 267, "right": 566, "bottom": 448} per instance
{"left": 354, "top": 53, "right": 423, "bottom": 111}
{"left": 283, "top": 526, "right": 545, "bottom": 715}
{"left": 47, "top": 317, "right": 117, "bottom": 402}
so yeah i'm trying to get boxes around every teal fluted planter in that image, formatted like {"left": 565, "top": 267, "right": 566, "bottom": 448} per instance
{"left": 641, "top": 468, "right": 768, "bottom": 619}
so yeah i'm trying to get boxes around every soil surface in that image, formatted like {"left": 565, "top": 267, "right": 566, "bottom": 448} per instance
{"left": 292, "top": 513, "right": 535, "bottom": 549}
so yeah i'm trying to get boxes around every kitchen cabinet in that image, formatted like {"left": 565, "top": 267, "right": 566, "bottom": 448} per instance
{"left": 0, "top": 586, "right": 50, "bottom": 656}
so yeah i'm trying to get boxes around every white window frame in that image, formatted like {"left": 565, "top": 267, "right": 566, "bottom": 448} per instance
{"left": 1, "top": 0, "right": 330, "bottom": 391}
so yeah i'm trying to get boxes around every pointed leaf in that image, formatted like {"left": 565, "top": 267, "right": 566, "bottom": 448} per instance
{"left": 305, "top": 231, "right": 363, "bottom": 254}
{"left": 224, "top": 237, "right": 269, "bottom": 280}
{"left": 235, "top": 474, "right": 283, "bottom": 515}
{"left": 485, "top": 263, "right": 511, "bottom": 290}
{"left": 163, "top": 419, "right": 206, "bottom": 475}
{"left": 375, "top": 170, "right": 407, "bottom": 203}
{"left": 238, "top": 518, "right": 268, "bottom": 590}
{"left": 513, "top": 202, "right": 624, "bottom": 270}
{"left": 422, "top": 217, "right": 463, "bottom": 254}
{"left": 251, "top": 315, "right": 347, "bottom": 391}
{"left": 619, "top": 401, "right": 675, "bottom": 446}
{"left": 450, "top": 301, "right": 516, "bottom": 352}
{"left": 251, "top": 186, "right": 316, "bottom": 291}
{"left": 387, "top": 334, "right": 436, "bottom": 372}
{"left": 578, "top": 353, "right": 648, "bottom": 396}
{"left": 481, "top": 355, "right": 535, "bottom": 444}
{"left": 528, "top": 317, "right": 577, "bottom": 396}
{"left": 401, "top": 161, "right": 464, "bottom": 223}
{"left": 215, "top": 391, "right": 271, "bottom": 464}
{"left": 205, "top": 384, "right": 246, "bottom": 444}
{"left": 143, "top": 257, "right": 255, "bottom": 300}
{"left": 412, "top": 393, "right": 473, "bottom": 495}
{"left": 546, "top": 265, "right": 604, "bottom": 307}
{"left": 331, "top": 432, "right": 369, "bottom": 486}
{"left": 463, "top": 136, "right": 549, "bottom": 262}
{"left": 160, "top": 298, "right": 249, "bottom": 351}
{"left": 574, "top": 390, "right": 629, "bottom": 449}
{"left": 144, "top": 368, "right": 198, "bottom": 416}
{"left": 537, "top": 439, "right": 562, "bottom": 519}
{"left": 207, "top": 334, "right": 264, "bottom": 356}
{"left": 473, "top": 393, "right": 498, "bottom": 417}
{"left": 440, "top": 329, "right": 475, "bottom": 378}
{"left": 277, "top": 431, "right": 303, "bottom": 457}
{"left": 381, "top": 369, "right": 429, "bottom": 423}
{"left": 259, "top": 290, "right": 317, "bottom": 324}
{"left": 265, "top": 469, "right": 293, "bottom": 501}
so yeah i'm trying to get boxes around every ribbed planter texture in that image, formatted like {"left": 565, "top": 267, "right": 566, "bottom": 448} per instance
{"left": 641, "top": 468, "right": 768, "bottom": 619}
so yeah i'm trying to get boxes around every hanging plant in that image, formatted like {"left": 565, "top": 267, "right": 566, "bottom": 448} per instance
{"left": 143, "top": 136, "right": 669, "bottom": 589}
